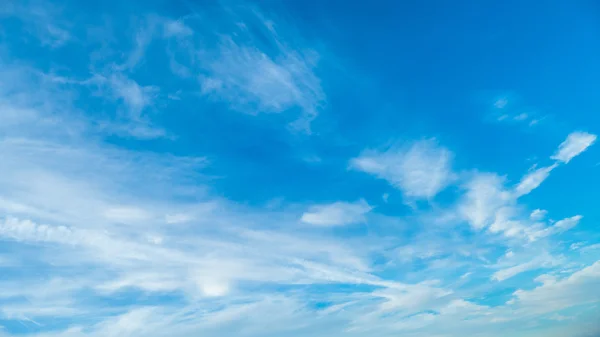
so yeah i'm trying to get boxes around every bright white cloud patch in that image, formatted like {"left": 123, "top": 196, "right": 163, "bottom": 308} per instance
{"left": 551, "top": 131, "right": 597, "bottom": 163}
{"left": 459, "top": 173, "right": 511, "bottom": 230}
{"left": 301, "top": 200, "right": 372, "bottom": 226}
{"left": 350, "top": 139, "right": 454, "bottom": 199}
{"left": 514, "top": 164, "right": 557, "bottom": 197}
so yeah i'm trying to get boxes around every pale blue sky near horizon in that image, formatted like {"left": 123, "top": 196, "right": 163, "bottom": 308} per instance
{"left": 1, "top": 0, "right": 599, "bottom": 336}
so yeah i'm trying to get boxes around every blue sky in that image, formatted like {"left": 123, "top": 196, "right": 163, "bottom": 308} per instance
{"left": 1, "top": 0, "right": 600, "bottom": 336}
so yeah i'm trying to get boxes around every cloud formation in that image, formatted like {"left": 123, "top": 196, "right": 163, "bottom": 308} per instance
{"left": 551, "top": 131, "right": 597, "bottom": 163}
{"left": 350, "top": 139, "right": 454, "bottom": 199}
{"left": 301, "top": 200, "right": 372, "bottom": 226}
{"left": 0, "top": 2, "right": 599, "bottom": 337}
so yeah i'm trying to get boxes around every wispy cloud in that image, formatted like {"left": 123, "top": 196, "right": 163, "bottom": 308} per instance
{"left": 1, "top": 1, "right": 72, "bottom": 48}
{"left": 148, "top": 5, "right": 327, "bottom": 132}
{"left": 1, "top": 1, "right": 599, "bottom": 337}
{"left": 491, "top": 253, "right": 558, "bottom": 282}
{"left": 514, "top": 164, "right": 557, "bottom": 197}
{"left": 163, "top": 19, "right": 193, "bottom": 38}
{"left": 459, "top": 172, "right": 511, "bottom": 230}
{"left": 457, "top": 131, "right": 595, "bottom": 240}
{"left": 489, "top": 94, "right": 545, "bottom": 128}
{"left": 198, "top": 36, "right": 324, "bottom": 131}
{"left": 551, "top": 131, "right": 597, "bottom": 163}
{"left": 350, "top": 139, "right": 454, "bottom": 199}
{"left": 300, "top": 200, "right": 372, "bottom": 226}
{"left": 106, "top": 73, "right": 158, "bottom": 117}
{"left": 509, "top": 261, "right": 600, "bottom": 313}
{"left": 530, "top": 209, "right": 547, "bottom": 221}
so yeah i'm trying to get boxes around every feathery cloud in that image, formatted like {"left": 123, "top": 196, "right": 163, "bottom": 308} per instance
{"left": 350, "top": 139, "right": 454, "bottom": 199}
{"left": 551, "top": 132, "right": 597, "bottom": 163}
{"left": 514, "top": 164, "right": 557, "bottom": 197}
{"left": 301, "top": 200, "right": 372, "bottom": 226}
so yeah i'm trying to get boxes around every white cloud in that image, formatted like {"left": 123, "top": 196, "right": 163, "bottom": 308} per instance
{"left": 548, "top": 314, "right": 573, "bottom": 321}
{"left": 492, "top": 254, "right": 557, "bottom": 282}
{"left": 119, "top": 16, "right": 159, "bottom": 70}
{"left": 199, "top": 36, "right": 324, "bottom": 130}
{"left": 526, "top": 215, "right": 583, "bottom": 241}
{"left": 104, "top": 206, "right": 151, "bottom": 223}
{"left": 163, "top": 19, "right": 193, "bottom": 38}
{"left": 551, "top": 132, "right": 597, "bottom": 163}
{"left": 350, "top": 140, "right": 454, "bottom": 199}
{"left": 514, "top": 164, "right": 557, "bottom": 197}
{"left": 106, "top": 73, "right": 158, "bottom": 118}
{"left": 84, "top": 72, "right": 165, "bottom": 138}
{"left": 510, "top": 260, "right": 600, "bottom": 313}
{"left": 438, "top": 299, "right": 488, "bottom": 316}
{"left": 2, "top": 3, "right": 600, "bottom": 335}
{"left": 165, "top": 213, "right": 194, "bottom": 224}
{"left": 570, "top": 242, "right": 584, "bottom": 250}
{"left": 457, "top": 155, "right": 582, "bottom": 241}
{"left": 530, "top": 209, "right": 547, "bottom": 221}
{"left": 168, "top": 8, "right": 327, "bottom": 132}
{"left": 494, "top": 98, "right": 508, "bottom": 109}
{"left": 1, "top": 1, "right": 71, "bottom": 48}
{"left": 0, "top": 217, "right": 74, "bottom": 245}
{"left": 551, "top": 215, "right": 582, "bottom": 233}
{"left": 301, "top": 200, "right": 372, "bottom": 226}
{"left": 459, "top": 173, "right": 511, "bottom": 230}
{"left": 197, "top": 278, "right": 230, "bottom": 297}
{"left": 373, "top": 283, "right": 452, "bottom": 313}
{"left": 580, "top": 243, "right": 600, "bottom": 253}
{"left": 514, "top": 113, "right": 528, "bottom": 121}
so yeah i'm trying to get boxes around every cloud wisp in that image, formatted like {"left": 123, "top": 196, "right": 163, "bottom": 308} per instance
{"left": 0, "top": 2, "right": 599, "bottom": 337}
{"left": 350, "top": 139, "right": 455, "bottom": 200}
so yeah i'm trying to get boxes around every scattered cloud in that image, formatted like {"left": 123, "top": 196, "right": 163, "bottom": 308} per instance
{"left": 551, "top": 215, "right": 582, "bottom": 233}
{"left": 165, "top": 213, "right": 194, "bottom": 224}
{"left": 459, "top": 172, "right": 511, "bottom": 230}
{"left": 551, "top": 132, "right": 597, "bottom": 164}
{"left": 492, "top": 254, "right": 558, "bottom": 282}
{"left": 198, "top": 35, "right": 325, "bottom": 131}
{"left": 514, "top": 113, "right": 528, "bottom": 121}
{"left": 104, "top": 206, "right": 151, "bottom": 223}
{"left": 1, "top": 2, "right": 599, "bottom": 337}
{"left": 350, "top": 139, "right": 454, "bottom": 199}
{"left": 163, "top": 19, "right": 193, "bottom": 38}
{"left": 530, "top": 209, "right": 547, "bottom": 221}
{"left": 456, "top": 130, "right": 596, "bottom": 240}
{"left": 150, "top": 5, "right": 328, "bottom": 132}
{"left": 106, "top": 73, "right": 158, "bottom": 118}
{"left": 580, "top": 243, "right": 600, "bottom": 253}
{"left": 489, "top": 95, "right": 546, "bottom": 128}
{"left": 301, "top": 200, "right": 372, "bottom": 226}
{"left": 494, "top": 98, "right": 508, "bottom": 109}
{"left": 509, "top": 261, "right": 600, "bottom": 314}
{"left": 1, "top": 1, "right": 72, "bottom": 48}
{"left": 514, "top": 164, "right": 557, "bottom": 197}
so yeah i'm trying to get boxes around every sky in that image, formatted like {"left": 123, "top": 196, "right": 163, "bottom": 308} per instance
{"left": 1, "top": 0, "right": 600, "bottom": 336}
